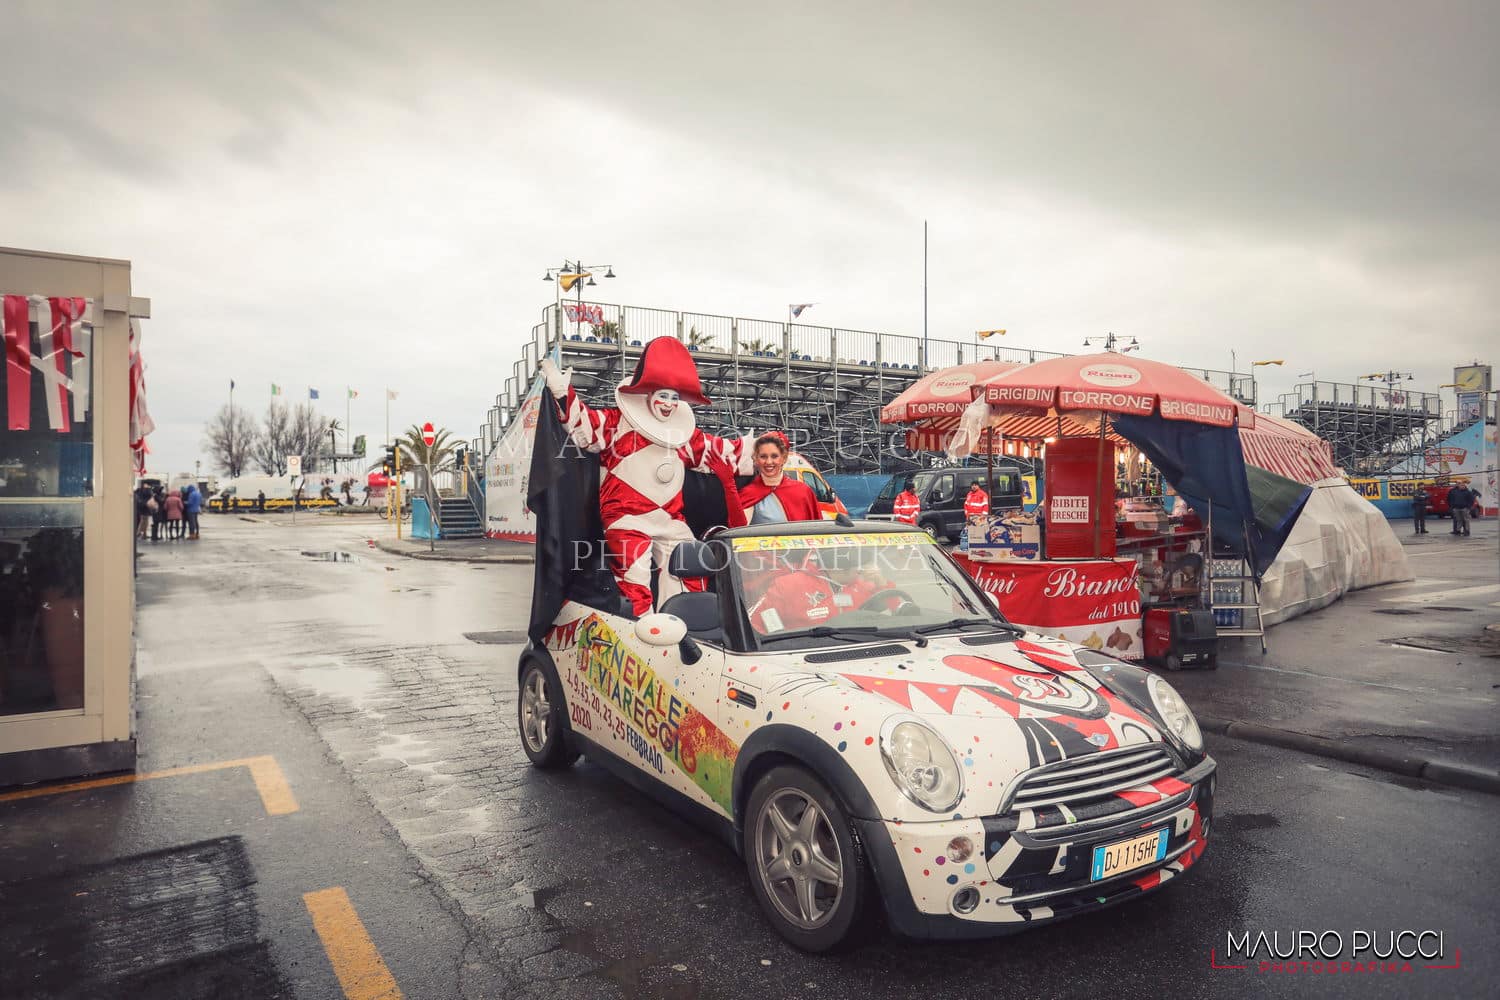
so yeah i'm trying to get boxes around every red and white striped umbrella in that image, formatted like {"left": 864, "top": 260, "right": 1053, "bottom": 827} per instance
{"left": 881, "top": 360, "right": 1134, "bottom": 453}
{"left": 972, "top": 352, "right": 1254, "bottom": 429}
{"left": 879, "top": 361, "right": 1020, "bottom": 425}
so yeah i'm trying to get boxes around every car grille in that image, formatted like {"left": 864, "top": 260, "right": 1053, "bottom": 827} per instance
{"left": 1004, "top": 745, "right": 1179, "bottom": 813}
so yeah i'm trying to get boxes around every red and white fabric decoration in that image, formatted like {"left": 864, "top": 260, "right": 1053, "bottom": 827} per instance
{"left": 129, "top": 317, "right": 155, "bottom": 473}
{"left": 564, "top": 303, "right": 605, "bottom": 326}
{"left": 3, "top": 294, "right": 92, "bottom": 432}
{"left": 3, "top": 294, "right": 30, "bottom": 431}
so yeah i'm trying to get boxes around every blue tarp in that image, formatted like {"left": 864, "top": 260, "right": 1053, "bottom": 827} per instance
{"left": 1113, "top": 414, "right": 1311, "bottom": 576}
{"left": 825, "top": 474, "right": 889, "bottom": 517}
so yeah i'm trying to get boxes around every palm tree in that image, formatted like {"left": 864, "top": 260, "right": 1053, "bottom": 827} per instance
{"left": 686, "top": 325, "right": 716, "bottom": 351}
{"left": 397, "top": 423, "right": 459, "bottom": 471}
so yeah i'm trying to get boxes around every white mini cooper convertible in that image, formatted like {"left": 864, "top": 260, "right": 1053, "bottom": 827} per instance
{"left": 518, "top": 520, "right": 1215, "bottom": 951}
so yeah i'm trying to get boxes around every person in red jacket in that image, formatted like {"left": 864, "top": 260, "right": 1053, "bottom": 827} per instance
{"left": 738, "top": 431, "right": 820, "bottom": 524}
{"left": 892, "top": 480, "right": 921, "bottom": 525}
{"left": 746, "top": 547, "right": 901, "bottom": 633}
{"left": 964, "top": 481, "right": 990, "bottom": 524}
{"left": 747, "top": 553, "right": 836, "bottom": 632}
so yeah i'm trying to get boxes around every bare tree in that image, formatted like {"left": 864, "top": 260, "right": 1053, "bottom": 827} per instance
{"left": 203, "top": 403, "right": 258, "bottom": 478}
{"left": 252, "top": 401, "right": 292, "bottom": 475}
{"left": 287, "top": 402, "right": 334, "bottom": 473}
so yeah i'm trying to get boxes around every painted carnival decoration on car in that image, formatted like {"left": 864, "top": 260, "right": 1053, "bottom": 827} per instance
{"left": 521, "top": 493, "right": 1216, "bottom": 951}
{"left": 547, "top": 610, "right": 740, "bottom": 813}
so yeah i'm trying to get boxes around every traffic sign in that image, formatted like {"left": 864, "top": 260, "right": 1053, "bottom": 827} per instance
{"left": 421, "top": 422, "right": 436, "bottom": 447}
{"left": 287, "top": 454, "right": 302, "bottom": 476}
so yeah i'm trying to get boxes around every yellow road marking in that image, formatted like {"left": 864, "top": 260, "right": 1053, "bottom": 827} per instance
{"left": 0, "top": 754, "right": 299, "bottom": 815}
{"left": 304, "top": 887, "right": 403, "bottom": 1000}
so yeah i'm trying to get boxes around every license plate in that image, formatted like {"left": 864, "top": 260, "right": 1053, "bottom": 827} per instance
{"left": 1090, "top": 827, "right": 1169, "bottom": 881}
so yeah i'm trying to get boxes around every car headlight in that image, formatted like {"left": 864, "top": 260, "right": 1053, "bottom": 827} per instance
{"left": 1147, "top": 674, "right": 1203, "bottom": 751}
{"left": 880, "top": 718, "right": 964, "bottom": 813}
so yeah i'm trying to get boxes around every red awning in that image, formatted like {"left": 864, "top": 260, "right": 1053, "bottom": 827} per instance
{"left": 879, "top": 360, "right": 1021, "bottom": 425}
{"left": 973, "top": 352, "right": 1253, "bottom": 429}
{"left": 1239, "top": 412, "right": 1340, "bottom": 483}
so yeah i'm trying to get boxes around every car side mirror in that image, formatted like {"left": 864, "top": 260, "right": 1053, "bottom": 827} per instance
{"left": 634, "top": 613, "right": 687, "bottom": 647}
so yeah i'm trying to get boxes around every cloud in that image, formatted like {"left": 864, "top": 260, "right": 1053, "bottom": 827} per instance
{"left": 2, "top": 1, "right": 1494, "bottom": 474}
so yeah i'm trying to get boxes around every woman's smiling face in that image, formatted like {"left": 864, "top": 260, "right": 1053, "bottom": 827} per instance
{"left": 755, "top": 442, "right": 786, "bottom": 480}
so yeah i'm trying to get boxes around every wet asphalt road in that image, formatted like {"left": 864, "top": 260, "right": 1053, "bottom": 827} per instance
{"left": 58, "top": 514, "right": 1500, "bottom": 997}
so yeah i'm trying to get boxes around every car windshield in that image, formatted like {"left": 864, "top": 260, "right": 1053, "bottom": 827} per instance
{"left": 728, "top": 530, "right": 1009, "bottom": 645}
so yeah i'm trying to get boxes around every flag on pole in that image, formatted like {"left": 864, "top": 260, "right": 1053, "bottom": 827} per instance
{"left": 309, "top": 387, "right": 320, "bottom": 400}
{"left": 559, "top": 272, "right": 590, "bottom": 293}
{"left": 976, "top": 329, "right": 1007, "bottom": 339}
{"left": 387, "top": 389, "right": 398, "bottom": 400}
{"left": 230, "top": 378, "right": 236, "bottom": 390}
{"left": 790, "top": 303, "right": 814, "bottom": 318}
{"left": 271, "top": 383, "right": 282, "bottom": 396}
{"left": 348, "top": 388, "right": 358, "bottom": 399}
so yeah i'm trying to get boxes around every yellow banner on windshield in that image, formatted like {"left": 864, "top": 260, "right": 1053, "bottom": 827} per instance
{"left": 730, "top": 531, "right": 932, "bottom": 551}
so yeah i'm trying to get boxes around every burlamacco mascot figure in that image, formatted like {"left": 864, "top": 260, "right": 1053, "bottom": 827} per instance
{"left": 541, "top": 338, "right": 753, "bottom": 615}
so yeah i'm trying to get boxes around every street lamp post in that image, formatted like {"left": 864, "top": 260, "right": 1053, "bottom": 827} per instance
{"left": 543, "top": 259, "right": 616, "bottom": 348}
{"left": 1081, "top": 332, "right": 1139, "bottom": 354}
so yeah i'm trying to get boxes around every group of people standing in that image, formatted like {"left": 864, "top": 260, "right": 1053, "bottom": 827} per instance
{"left": 890, "top": 480, "right": 991, "bottom": 527}
{"left": 134, "top": 482, "right": 203, "bottom": 541}
{"left": 1411, "top": 481, "right": 1481, "bottom": 536}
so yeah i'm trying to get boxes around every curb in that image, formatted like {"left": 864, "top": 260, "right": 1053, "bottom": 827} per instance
{"left": 371, "top": 540, "right": 534, "bottom": 564}
{"left": 1198, "top": 714, "right": 1500, "bottom": 796}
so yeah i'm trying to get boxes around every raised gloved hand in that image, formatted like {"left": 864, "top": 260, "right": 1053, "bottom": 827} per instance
{"left": 539, "top": 358, "right": 573, "bottom": 399}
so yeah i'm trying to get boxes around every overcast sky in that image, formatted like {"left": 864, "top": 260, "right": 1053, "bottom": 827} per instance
{"left": 3, "top": 1, "right": 1495, "bottom": 476}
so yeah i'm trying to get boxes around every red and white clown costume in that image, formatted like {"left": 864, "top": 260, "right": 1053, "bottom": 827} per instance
{"left": 540, "top": 339, "right": 753, "bottom": 615}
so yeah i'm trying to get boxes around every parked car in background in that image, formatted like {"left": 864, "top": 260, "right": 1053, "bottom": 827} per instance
{"left": 1423, "top": 482, "right": 1451, "bottom": 517}
{"left": 783, "top": 454, "right": 849, "bottom": 521}
{"left": 866, "top": 464, "right": 1026, "bottom": 541}
{"left": 1424, "top": 480, "right": 1484, "bottom": 519}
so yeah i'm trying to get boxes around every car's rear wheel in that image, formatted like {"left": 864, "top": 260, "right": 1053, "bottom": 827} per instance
{"left": 744, "top": 766, "right": 875, "bottom": 952}
{"left": 518, "top": 658, "right": 579, "bottom": 769}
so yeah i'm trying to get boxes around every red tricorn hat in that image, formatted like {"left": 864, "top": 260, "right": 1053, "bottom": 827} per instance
{"left": 618, "top": 337, "right": 712, "bottom": 406}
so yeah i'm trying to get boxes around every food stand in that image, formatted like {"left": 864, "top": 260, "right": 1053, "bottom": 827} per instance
{"left": 885, "top": 352, "right": 1303, "bottom": 664}
{"left": 881, "top": 361, "right": 1150, "bottom": 657}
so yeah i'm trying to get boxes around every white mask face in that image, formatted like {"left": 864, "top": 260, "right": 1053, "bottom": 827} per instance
{"left": 649, "top": 389, "right": 681, "bottom": 420}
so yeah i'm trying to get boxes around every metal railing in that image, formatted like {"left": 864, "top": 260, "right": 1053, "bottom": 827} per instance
{"left": 1270, "top": 380, "right": 1442, "bottom": 417}
{"left": 496, "top": 299, "right": 1255, "bottom": 426}
{"left": 464, "top": 457, "right": 484, "bottom": 521}
{"left": 411, "top": 463, "right": 441, "bottom": 533}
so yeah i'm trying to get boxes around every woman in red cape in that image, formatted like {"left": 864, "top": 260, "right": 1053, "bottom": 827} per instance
{"left": 738, "top": 432, "right": 820, "bottom": 524}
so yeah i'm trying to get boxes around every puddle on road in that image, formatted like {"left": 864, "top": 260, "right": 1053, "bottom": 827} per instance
{"left": 285, "top": 663, "right": 385, "bottom": 704}
{"left": 373, "top": 732, "right": 439, "bottom": 765}
{"left": 464, "top": 630, "right": 529, "bottom": 645}
{"left": 300, "top": 550, "right": 359, "bottom": 563}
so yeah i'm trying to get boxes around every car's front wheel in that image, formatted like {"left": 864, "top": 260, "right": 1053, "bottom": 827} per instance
{"left": 744, "top": 766, "right": 875, "bottom": 952}
{"left": 518, "top": 658, "right": 579, "bottom": 769}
